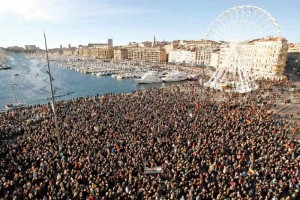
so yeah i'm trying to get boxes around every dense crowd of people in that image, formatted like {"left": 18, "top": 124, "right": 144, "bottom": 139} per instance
{"left": 0, "top": 81, "right": 299, "bottom": 199}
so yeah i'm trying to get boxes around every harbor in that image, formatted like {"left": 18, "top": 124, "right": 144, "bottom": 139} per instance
{"left": 29, "top": 54, "right": 198, "bottom": 81}
{"left": 0, "top": 53, "right": 199, "bottom": 110}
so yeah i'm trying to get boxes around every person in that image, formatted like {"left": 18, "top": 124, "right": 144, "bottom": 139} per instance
{"left": 0, "top": 80, "right": 299, "bottom": 199}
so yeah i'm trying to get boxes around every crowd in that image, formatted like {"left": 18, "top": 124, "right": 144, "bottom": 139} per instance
{"left": 0, "top": 81, "right": 299, "bottom": 199}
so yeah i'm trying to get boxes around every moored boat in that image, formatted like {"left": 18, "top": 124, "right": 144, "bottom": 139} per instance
{"left": 162, "top": 71, "right": 187, "bottom": 82}
{"left": 135, "top": 71, "right": 162, "bottom": 84}
{"left": 5, "top": 103, "right": 26, "bottom": 110}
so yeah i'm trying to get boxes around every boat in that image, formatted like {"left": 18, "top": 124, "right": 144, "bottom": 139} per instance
{"left": 5, "top": 103, "right": 26, "bottom": 110}
{"left": 95, "top": 71, "right": 112, "bottom": 76}
{"left": 187, "top": 74, "right": 200, "bottom": 81}
{"left": 0, "top": 64, "right": 11, "bottom": 70}
{"left": 135, "top": 71, "right": 162, "bottom": 84}
{"left": 5, "top": 82, "right": 26, "bottom": 110}
{"left": 116, "top": 74, "right": 124, "bottom": 79}
{"left": 158, "top": 70, "right": 170, "bottom": 78}
{"left": 162, "top": 71, "right": 187, "bottom": 82}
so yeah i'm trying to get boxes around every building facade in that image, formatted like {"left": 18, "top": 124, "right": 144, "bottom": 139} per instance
{"left": 209, "top": 52, "right": 220, "bottom": 68}
{"left": 114, "top": 49, "right": 128, "bottom": 60}
{"left": 127, "top": 48, "right": 167, "bottom": 63}
{"left": 48, "top": 48, "right": 62, "bottom": 55}
{"left": 195, "top": 47, "right": 214, "bottom": 65}
{"left": 288, "top": 43, "right": 300, "bottom": 53}
{"left": 89, "top": 48, "right": 114, "bottom": 59}
{"left": 62, "top": 49, "right": 74, "bottom": 56}
{"left": 168, "top": 49, "right": 196, "bottom": 64}
{"left": 218, "top": 37, "right": 288, "bottom": 76}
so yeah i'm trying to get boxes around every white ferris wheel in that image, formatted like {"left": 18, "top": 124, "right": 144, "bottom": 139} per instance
{"left": 204, "top": 5, "right": 282, "bottom": 93}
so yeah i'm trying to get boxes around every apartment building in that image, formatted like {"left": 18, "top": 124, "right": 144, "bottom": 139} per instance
{"left": 210, "top": 52, "right": 220, "bottom": 68}
{"left": 168, "top": 49, "right": 196, "bottom": 64}
{"left": 89, "top": 48, "right": 114, "bottom": 59}
{"left": 218, "top": 37, "right": 288, "bottom": 76}
{"left": 114, "top": 49, "right": 128, "bottom": 60}
{"left": 288, "top": 43, "right": 300, "bottom": 53}
{"left": 195, "top": 46, "right": 214, "bottom": 65}
{"left": 76, "top": 47, "right": 113, "bottom": 59}
{"left": 127, "top": 47, "right": 167, "bottom": 62}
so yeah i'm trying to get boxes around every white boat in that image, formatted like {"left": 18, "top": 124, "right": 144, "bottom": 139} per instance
{"left": 162, "top": 71, "right": 187, "bottom": 82}
{"left": 5, "top": 103, "right": 26, "bottom": 110}
{"left": 95, "top": 71, "right": 112, "bottom": 76}
{"left": 116, "top": 75, "right": 124, "bottom": 79}
{"left": 135, "top": 71, "right": 162, "bottom": 84}
{"left": 5, "top": 82, "right": 26, "bottom": 110}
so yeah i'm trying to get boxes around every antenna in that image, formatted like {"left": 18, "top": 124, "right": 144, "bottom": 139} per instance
{"left": 44, "top": 32, "right": 62, "bottom": 151}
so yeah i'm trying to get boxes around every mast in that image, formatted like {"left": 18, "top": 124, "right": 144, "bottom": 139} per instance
{"left": 44, "top": 32, "right": 62, "bottom": 151}
{"left": 11, "top": 81, "right": 18, "bottom": 104}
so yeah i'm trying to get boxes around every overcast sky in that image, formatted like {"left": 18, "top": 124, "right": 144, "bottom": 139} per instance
{"left": 0, "top": 0, "right": 299, "bottom": 49}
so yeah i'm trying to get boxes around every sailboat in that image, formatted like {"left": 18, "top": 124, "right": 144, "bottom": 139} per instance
{"left": 5, "top": 82, "right": 26, "bottom": 110}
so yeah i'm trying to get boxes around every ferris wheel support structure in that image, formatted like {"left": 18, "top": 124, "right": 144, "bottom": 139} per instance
{"left": 203, "top": 5, "right": 282, "bottom": 93}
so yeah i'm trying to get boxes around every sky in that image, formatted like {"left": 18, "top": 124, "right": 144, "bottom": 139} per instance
{"left": 0, "top": 0, "right": 299, "bottom": 49}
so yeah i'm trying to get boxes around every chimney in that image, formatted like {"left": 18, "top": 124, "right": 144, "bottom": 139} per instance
{"left": 60, "top": 45, "right": 62, "bottom": 49}
{"left": 68, "top": 44, "right": 71, "bottom": 48}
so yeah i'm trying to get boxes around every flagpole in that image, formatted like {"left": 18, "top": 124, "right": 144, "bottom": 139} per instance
{"left": 44, "top": 32, "right": 62, "bottom": 151}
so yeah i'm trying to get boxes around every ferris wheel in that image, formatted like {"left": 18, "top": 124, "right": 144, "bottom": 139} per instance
{"left": 204, "top": 5, "right": 282, "bottom": 93}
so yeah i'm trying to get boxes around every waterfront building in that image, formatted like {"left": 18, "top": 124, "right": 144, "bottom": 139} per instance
{"left": 287, "top": 43, "right": 300, "bottom": 70}
{"left": 82, "top": 48, "right": 91, "bottom": 57}
{"left": 87, "top": 39, "right": 113, "bottom": 49}
{"left": 168, "top": 49, "right": 196, "bottom": 64}
{"left": 98, "top": 48, "right": 114, "bottom": 59}
{"left": 50, "top": 45, "right": 73, "bottom": 55}
{"left": 114, "top": 49, "right": 128, "bottom": 60}
{"left": 89, "top": 48, "right": 114, "bottom": 59}
{"left": 88, "top": 44, "right": 109, "bottom": 49}
{"left": 288, "top": 43, "right": 300, "bottom": 53}
{"left": 173, "top": 39, "right": 220, "bottom": 49}
{"left": 62, "top": 49, "right": 74, "bottom": 56}
{"left": 127, "top": 47, "right": 167, "bottom": 63}
{"left": 209, "top": 52, "right": 220, "bottom": 68}
{"left": 48, "top": 48, "right": 62, "bottom": 55}
{"left": 217, "top": 37, "right": 288, "bottom": 76}
{"left": 195, "top": 46, "right": 214, "bottom": 65}
{"left": 287, "top": 43, "right": 300, "bottom": 62}
{"left": 62, "top": 47, "right": 77, "bottom": 56}
{"left": 90, "top": 48, "right": 98, "bottom": 57}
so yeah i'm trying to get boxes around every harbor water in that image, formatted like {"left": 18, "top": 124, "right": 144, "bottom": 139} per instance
{"left": 0, "top": 53, "right": 163, "bottom": 110}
